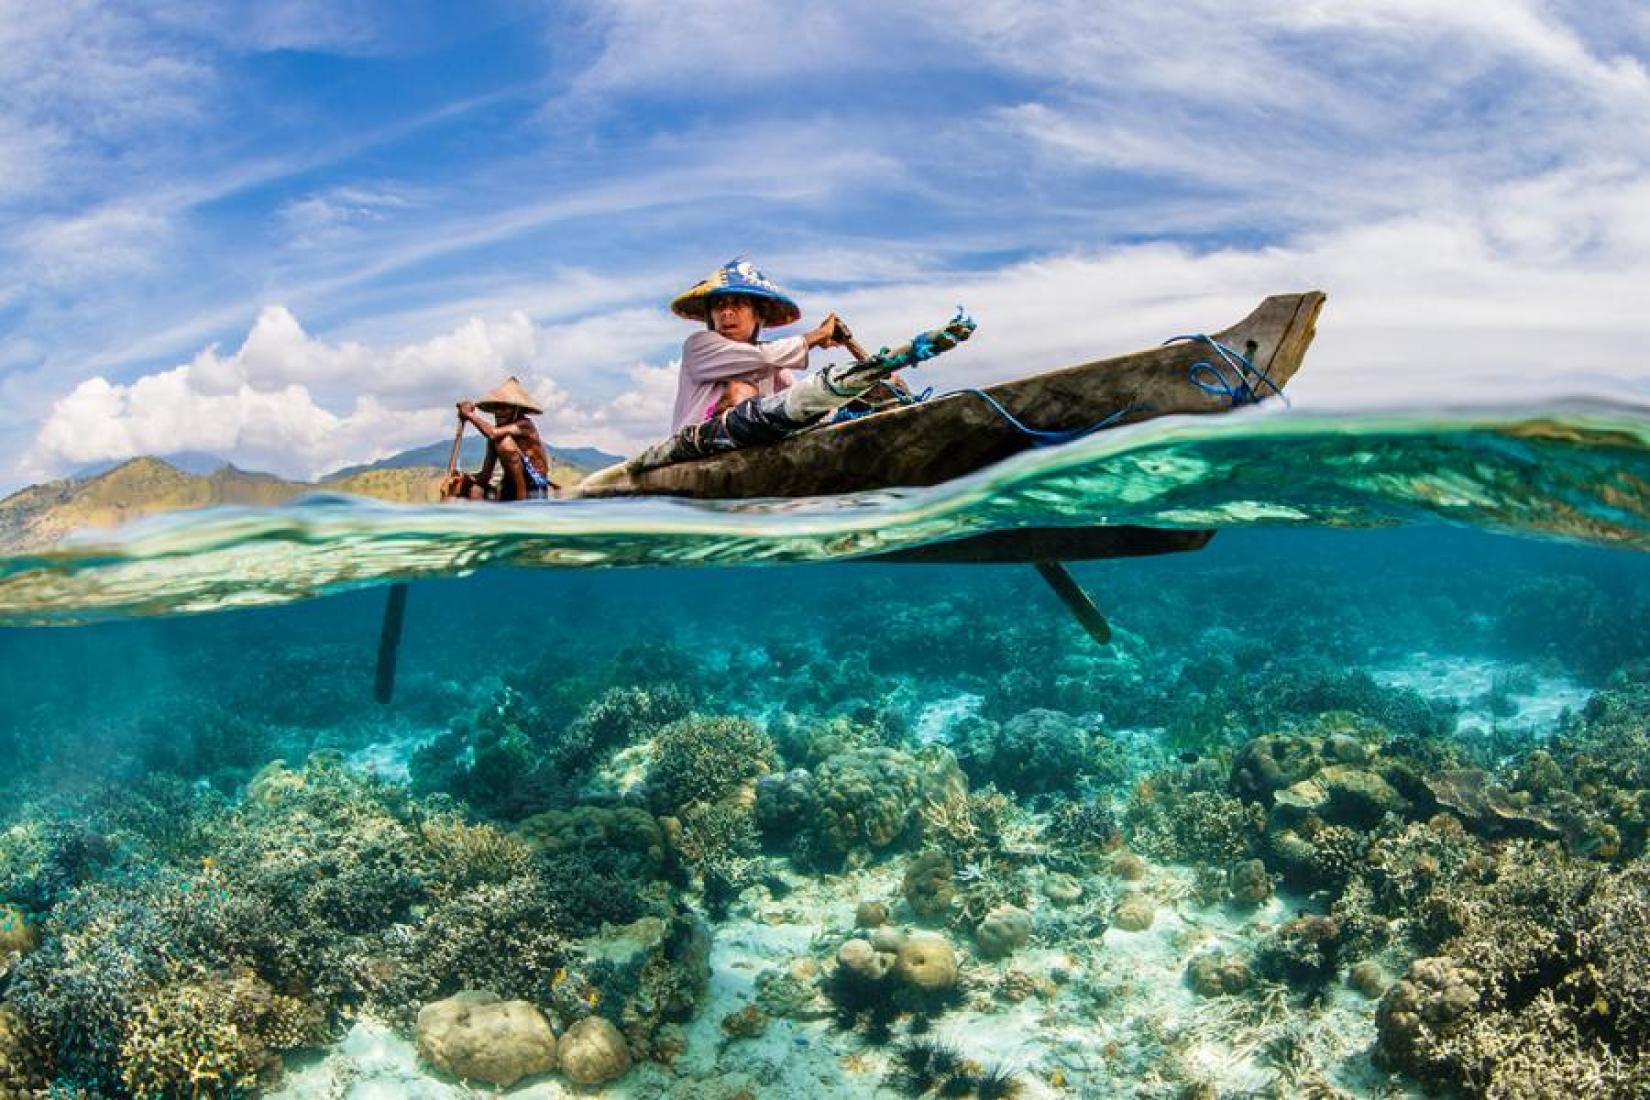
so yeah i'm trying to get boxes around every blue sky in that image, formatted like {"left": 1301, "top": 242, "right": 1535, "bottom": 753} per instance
{"left": 3, "top": 0, "right": 1648, "bottom": 489}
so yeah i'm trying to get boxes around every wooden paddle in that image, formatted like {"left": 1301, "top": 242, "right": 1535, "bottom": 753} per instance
{"left": 831, "top": 318, "right": 915, "bottom": 403}
{"left": 832, "top": 317, "right": 870, "bottom": 363}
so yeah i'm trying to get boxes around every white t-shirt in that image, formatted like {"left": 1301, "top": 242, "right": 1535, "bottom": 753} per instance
{"left": 671, "top": 330, "right": 808, "bottom": 432}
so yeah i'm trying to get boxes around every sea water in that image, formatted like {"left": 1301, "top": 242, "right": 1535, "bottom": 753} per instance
{"left": 1, "top": 400, "right": 1649, "bottom": 1098}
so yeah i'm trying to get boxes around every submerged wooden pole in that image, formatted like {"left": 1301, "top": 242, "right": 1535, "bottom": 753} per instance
{"left": 374, "top": 583, "right": 410, "bottom": 704}
{"left": 1033, "top": 561, "right": 1112, "bottom": 646}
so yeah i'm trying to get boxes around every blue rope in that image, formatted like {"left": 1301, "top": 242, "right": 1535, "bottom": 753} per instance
{"left": 824, "top": 333, "right": 1283, "bottom": 443}
{"left": 1164, "top": 333, "right": 1289, "bottom": 407}
{"left": 952, "top": 388, "right": 1134, "bottom": 446}
{"left": 826, "top": 383, "right": 1127, "bottom": 443}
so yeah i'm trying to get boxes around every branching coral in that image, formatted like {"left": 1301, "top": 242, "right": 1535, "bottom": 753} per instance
{"left": 648, "top": 715, "right": 776, "bottom": 814}
{"left": 1374, "top": 842, "right": 1650, "bottom": 1095}
{"left": 119, "top": 974, "right": 323, "bottom": 1099}
{"left": 556, "top": 685, "right": 693, "bottom": 774}
{"left": 7, "top": 755, "right": 589, "bottom": 1086}
{"left": 353, "top": 876, "right": 572, "bottom": 1031}
{"left": 675, "top": 798, "right": 763, "bottom": 920}
{"left": 419, "top": 816, "right": 534, "bottom": 899}
{"left": 0, "top": 1003, "right": 48, "bottom": 1098}
{"left": 1126, "top": 788, "right": 1263, "bottom": 866}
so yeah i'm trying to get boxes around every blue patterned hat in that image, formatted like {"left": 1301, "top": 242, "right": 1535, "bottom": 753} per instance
{"left": 670, "top": 259, "right": 803, "bottom": 327}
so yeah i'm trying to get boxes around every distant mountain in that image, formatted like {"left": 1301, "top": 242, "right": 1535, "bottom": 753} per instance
{"left": 0, "top": 459, "right": 312, "bottom": 554}
{"left": 0, "top": 438, "right": 619, "bottom": 555}
{"left": 322, "top": 437, "right": 622, "bottom": 481}
{"left": 73, "top": 450, "right": 234, "bottom": 478}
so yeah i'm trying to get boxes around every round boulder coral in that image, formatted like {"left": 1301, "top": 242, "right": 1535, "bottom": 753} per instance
{"left": 1112, "top": 893, "right": 1155, "bottom": 932}
{"left": 1227, "top": 859, "right": 1273, "bottom": 907}
{"left": 837, "top": 938, "right": 896, "bottom": 981}
{"left": 416, "top": 991, "right": 558, "bottom": 1089}
{"left": 975, "top": 905, "right": 1033, "bottom": 959}
{"left": 1042, "top": 873, "right": 1083, "bottom": 906}
{"left": 902, "top": 852, "right": 956, "bottom": 919}
{"left": 855, "top": 900, "right": 890, "bottom": 928}
{"left": 558, "top": 1015, "right": 632, "bottom": 1086}
{"left": 895, "top": 932, "right": 959, "bottom": 992}
{"left": 808, "top": 746, "right": 966, "bottom": 867}
{"left": 1187, "top": 952, "right": 1252, "bottom": 997}
{"left": 958, "top": 709, "right": 1111, "bottom": 796}
{"left": 1375, "top": 957, "right": 1481, "bottom": 1076}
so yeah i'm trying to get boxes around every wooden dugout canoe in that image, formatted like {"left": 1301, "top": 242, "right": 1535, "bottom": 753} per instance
{"left": 571, "top": 292, "right": 1325, "bottom": 509}
{"left": 375, "top": 293, "right": 1325, "bottom": 696}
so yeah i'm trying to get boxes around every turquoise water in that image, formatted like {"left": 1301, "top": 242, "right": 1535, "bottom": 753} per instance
{"left": 2, "top": 400, "right": 1650, "bottom": 1098}
{"left": 4, "top": 401, "right": 1649, "bottom": 625}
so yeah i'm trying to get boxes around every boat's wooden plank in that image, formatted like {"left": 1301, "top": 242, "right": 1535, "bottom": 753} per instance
{"left": 572, "top": 291, "right": 1325, "bottom": 501}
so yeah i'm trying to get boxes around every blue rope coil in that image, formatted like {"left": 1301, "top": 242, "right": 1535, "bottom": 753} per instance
{"left": 1164, "top": 333, "right": 1289, "bottom": 408}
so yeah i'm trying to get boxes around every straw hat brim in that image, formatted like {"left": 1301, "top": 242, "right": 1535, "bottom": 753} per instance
{"left": 476, "top": 376, "right": 544, "bottom": 415}
{"left": 670, "top": 263, "right": 803, "bottom": 327}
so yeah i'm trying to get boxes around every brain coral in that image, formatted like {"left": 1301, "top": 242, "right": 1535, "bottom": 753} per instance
{"left": 808, "top": 746, "right": 967, "bottom": 867}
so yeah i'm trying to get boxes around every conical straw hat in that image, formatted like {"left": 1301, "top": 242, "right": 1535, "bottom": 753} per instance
{"left": 670, "top": 258, "right": 802, "bottom": 327}
{"left": 476, "top": 376, "right": 544, "bottom": 414}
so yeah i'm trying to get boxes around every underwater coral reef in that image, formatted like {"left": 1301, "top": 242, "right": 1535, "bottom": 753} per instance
{"left": 1, "top": 528, "right": 1648, "bottom": 1097}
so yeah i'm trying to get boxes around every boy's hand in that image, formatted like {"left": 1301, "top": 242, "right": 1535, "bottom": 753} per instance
{"left": 806, "top": 313, "right": 845, "bottom": 349}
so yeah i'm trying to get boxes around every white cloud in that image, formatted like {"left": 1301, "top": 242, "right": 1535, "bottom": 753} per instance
{"left": 801, "top": 164, "right": 1650, "bottom": 410}
{"left": 7, "top": 2, "right": 1650, "bottom": 494}
{"left": 0, "top": 3, "right": 215, "bottom": 202}
{"left": 33, "top": 143, "right": 1649, "bottom": 486}
{"left": 22, "top": 306, "right": 564, "bottom": 481}
{"left": 20, "top": 300, "right": 697, "bottom": 481}
{"left": 568, "top": 361, "right": 679, "bottom": 453}
{"left": 277, "top": 185, "right": 418, "bottom": 250}
{"left": 16, "top": 205, "right": 173, "bottom": 287}
{"left": 562, "top": 1, "right": 870, "bottom": 96}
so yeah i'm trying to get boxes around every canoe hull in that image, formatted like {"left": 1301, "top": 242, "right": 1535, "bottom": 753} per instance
{"left": 868, "top": 526, "right": 1216, "bottom": 565}
{"left": 572, "top": 291, "right": 1324, "bottom": 502}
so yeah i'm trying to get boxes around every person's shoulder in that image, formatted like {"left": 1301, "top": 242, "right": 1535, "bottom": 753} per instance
{"left": 683, "top": 329, "right": 722, "bottom": 351}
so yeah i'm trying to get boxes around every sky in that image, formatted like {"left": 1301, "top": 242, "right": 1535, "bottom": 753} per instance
{"left": 2, "top": 0, "right": 1648, "bottom": 490}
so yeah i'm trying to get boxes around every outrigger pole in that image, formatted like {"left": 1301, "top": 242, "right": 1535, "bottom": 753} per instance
{"left": 1033, "top": 560, "right": 1112, "bottom": 646}
{"left": 373, "top": 583, "right": 409, "bottom": 704}
{"left": 374, "top": 418, "right": 466, "bottom": 704}
{"left": 820, "top": 321, "right": 1113, "bottom": 647}
{"left": 828, "top": 324, "right": 1113, "bottom": 646}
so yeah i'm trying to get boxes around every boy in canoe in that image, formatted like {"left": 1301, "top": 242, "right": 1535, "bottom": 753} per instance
{"left": 669, "top": 258, "right": 848, "bottom": 432}
{"left": 592, "top": 259, "right": 970, "bottom": 479}
{"left": 448, "top": 376, "right": 557, "bottom": 500}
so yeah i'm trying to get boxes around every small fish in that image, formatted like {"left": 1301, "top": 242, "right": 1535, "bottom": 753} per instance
{"left": 1178, "top": 751, "right": 1200, "bottom": 764}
